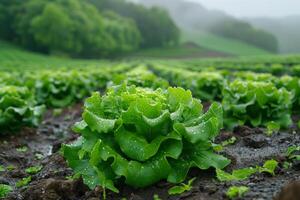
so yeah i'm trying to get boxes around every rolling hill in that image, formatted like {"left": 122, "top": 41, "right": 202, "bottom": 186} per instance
{"left": 0, "top": 40, "right": 109, "bottom": 70}
{"left": 246, "top": 15, "right": 300, "bottom": 54}
{"left": 136, "top": 0, "right": 274, "bottom": 56}
{"left": 181, "top": 31, "right": 272, "bottom": 56}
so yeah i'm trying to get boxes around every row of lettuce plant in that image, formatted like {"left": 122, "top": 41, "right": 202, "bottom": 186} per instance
{"left": 0, "top": 64, "right": 133, "bottom": 132}
{"left": 151, "top": 64, "right": 295, "bottom": 130}
{"left": 0, "top": 65, "right": 171, "bottom": 132}
{"left": 222, "top": 80, "right": 293, "bottom": 130}
{"left": 150, "top": 64, "right": 224, "bottom": 101}
{"left": 110, "top": 65, "right": 169, "bottom": 89}
{"left": 234, "top": 71, "right": 300, "bottom": 111}
{"left": 0, "top": 65, "right": 131, "bottom": 108}
{"left": 61, "top": 64, "right": 294, "bottom": 194}
{"left": 162, "top": 55, "right": 300, "bottom": 76}
{"left": 0, "top": 85, "right": 45, "bottom": 133}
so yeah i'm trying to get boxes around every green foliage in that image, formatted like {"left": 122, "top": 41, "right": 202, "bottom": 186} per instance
{"left": 276, "top": 75, "right": 300, "bottom": 111}
{"left": 226, "top": 186, "right": 249, "bottom": 199}
{"left": 287, "top": 146, "right": 300, "bottom": 161}
{"left": 102, "top": 11, "right": 141, "bottom": 54}
{"left": 182, "top": 30, "right": 272, "bottom": 56}
{"left": 0, "top": 72, "right": 23, "bottom": 86}
{"left": 153, "top": 194, "right": 161, "bottom": 200}
{"left": 168, "top": 177, "right": 196, "bottom": 195}
{"left": 270, "top": 64, "right": 285, "bottom": 76}
{"left": 213, "top": 136, "right": 237, "bottom": 152}
{"left": 6, "top": 165, "right": 15, "bottom": 171}
{"left": 210, "top": 19, "right": 278, "bottom": 53}
{"left": 151, "top": 65, "right": 224, "bottom": 101}
{"left": 112, "top": 66, "right": 169, "bottom": 89}
{"left": 234, "top": 71, "right": 276, "bottom": 83}
{"left": 216, "top": 168, "right": 257, "bottom": 182}
{"left": 16, "top": 146, "right": 29, "bottom": 153}
{"left": 172, "top": 54, "right": 300, "bottom": 75}
{"left": 291, "top": 65, "right": 300, "bottom": 76}
{"left": 25, "top": 165, "right": 43, "bottom": 175}
{"left": 222, "top": 80, "right": 293, "bottom": 129}
{"left": 0, "top": 0, "right": 20, "bottom": 41}
{"left": 16, "top": 176, "right": 32, "bottom": 188}
{"left": 24, "top": 69, "right": 110, "bottom": 108}
{"left": 0, "top": 86, "right": 44, "bottom": 131}
{"left": 221, "top": 137, "right": 237, "bottom": 146}
{"left": 217, "top": 159, "right": 278, "bottom": 182}
{"left": 1, "top": 0, "right": 180, "bottom": 58}
{"left": 53, "top": 108, "right": 63, "bottom": 117}
{"left": 35, "top": 153, "right": 44, "bottom": 160}
{"left": 266, "top": 122, "right": 280, "bottom": 136}
{"left": 3, "top": 0, "right": 141, "bottom": 58}
{"left": 90, "top": 0, "right": 180, "bottom": 48}
{"left": 257, "top": 159, "right": 278, "bottom": 176}
{"left": 62, "top": 85, "right": 230, "bottom": 192}
{"left": 0, "top": 184, "right": 12, "bottom": 198}
{"left": 0, "top": 165, "right": 4, "bottom": 172}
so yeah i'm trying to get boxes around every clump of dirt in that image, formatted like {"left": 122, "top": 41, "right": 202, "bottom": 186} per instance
{"left": 274, "top": 181, "right": 300, "bottom": 200}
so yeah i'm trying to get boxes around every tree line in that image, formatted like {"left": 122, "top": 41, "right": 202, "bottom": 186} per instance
{"left": 210, "top": 20, "right": 278, "bottom": 53}
{"left": 0, "top": 0, "right": 180, "bottom": 58}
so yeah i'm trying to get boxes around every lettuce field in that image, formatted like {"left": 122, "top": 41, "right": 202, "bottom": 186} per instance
{"left": 1, "top": 55, "right": 300, "bottom": 200}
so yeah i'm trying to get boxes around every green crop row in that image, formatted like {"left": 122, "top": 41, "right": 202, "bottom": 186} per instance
{"left": 0, "top": 65, "right": 172, "bottom": 133}
{"left": 153, "top": 55, "right": 300, "bottom": 76}
{"left": 151, "top": 64, "right": 298, "bottom": 130}
{"left": 1, "top": 61, "right": 299, "bottom": 134}
{"left": 0, "top": 64, "right": 133, "bottom": 132}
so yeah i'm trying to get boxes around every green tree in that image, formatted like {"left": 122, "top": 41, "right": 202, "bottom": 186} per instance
{"left": 30, "top": 3, "right": 75, "bottom": 54}
{"left": 103, "top": 11, "right": 141, "bottom": 54}
{"left": 210, "top": 19, "right": 278, "bottom": 53}
{"left": 89, "top": 0, "right": 180, "bottom": 48}
{"left": 1, "top": 0, "right": 142, "bottom": 58}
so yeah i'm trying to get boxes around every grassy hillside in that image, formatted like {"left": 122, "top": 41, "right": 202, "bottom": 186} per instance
{"left": 0, "top": 41, "right": 110, "bottom": 71}
{"left": 247, "top": 16, "right": 300, "bottom": 54}
{"left": 127, "top": 43, "right": 228, "bottom": 59}
{"left": 181, "top": 31, "right": 273, "bottom": 56}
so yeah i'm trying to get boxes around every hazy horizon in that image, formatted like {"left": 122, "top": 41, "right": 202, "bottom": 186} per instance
{"left": 185, "top": 0, "right": 300, "bottom": 18}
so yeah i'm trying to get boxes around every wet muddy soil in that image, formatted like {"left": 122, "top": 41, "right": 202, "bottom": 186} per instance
{"left": 1, "top": 105, "right": 300, "bottom": 200}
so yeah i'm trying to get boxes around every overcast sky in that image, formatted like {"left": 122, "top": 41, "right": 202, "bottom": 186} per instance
{"left": 185, "top": 0, "right": 300, "bottom": 18}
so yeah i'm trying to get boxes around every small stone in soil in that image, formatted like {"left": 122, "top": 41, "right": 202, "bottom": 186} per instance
{"left": 243, "top": 135, "right": 268, "bottom": 148}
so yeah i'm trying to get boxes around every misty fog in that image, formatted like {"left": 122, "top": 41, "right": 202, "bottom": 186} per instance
{"left": 134, "top": 0, "right": 300, "bottom": 53}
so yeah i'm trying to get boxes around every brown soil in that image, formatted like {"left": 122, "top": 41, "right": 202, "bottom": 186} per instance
{"left": 1, "top": 104, "right": 300, "bottom": 200}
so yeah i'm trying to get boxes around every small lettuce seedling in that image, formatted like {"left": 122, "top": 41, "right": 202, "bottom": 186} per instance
{"left": 0, "top": 184, "right": 12, "bottom": 198}
{"left": 226, "top": 186, "right": 249, "bottom": 199}
{"left": 266, "top": 122, "right": 280, "bottom": 136}
{"left": 217, "top": 159, "right": 278, "bottom": 182}
{"left": 168, "top": 177, "right": 196, "bottom": 195}
{"left": 216, "top": 168, "right": 257, "bottom": 182}
{"left": 213, "top": 136, "right": 237, "bottom": 152}
{"left": 257, "top": 159, "right": 278, "bottom": 176}
{"left": 35, "top": 153, "right": 44, "bottom": 160}
{"left": 287, "top": 146, "right": 300, "bottom": 160}
{"left": 16, "top": 146, "right": 28, "bottom": 153}
{"left": 16, "top": 176, "right": 32, "bottom": 188}
{"left": 0, "top": 165, "right": 5, "bottom": 172}
{"left": 153, "top": 194, "right": 162, "bottom": 200}
{"left": 6, "top": 165, "right": 15, "bottom": 171}
{"left": 25, "top": 165, "right": 43, "bottom": 175}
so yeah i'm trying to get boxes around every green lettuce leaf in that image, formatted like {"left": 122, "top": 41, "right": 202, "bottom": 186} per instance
{"left": 62, "top": 85, "right": 229, "bottom": 192}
